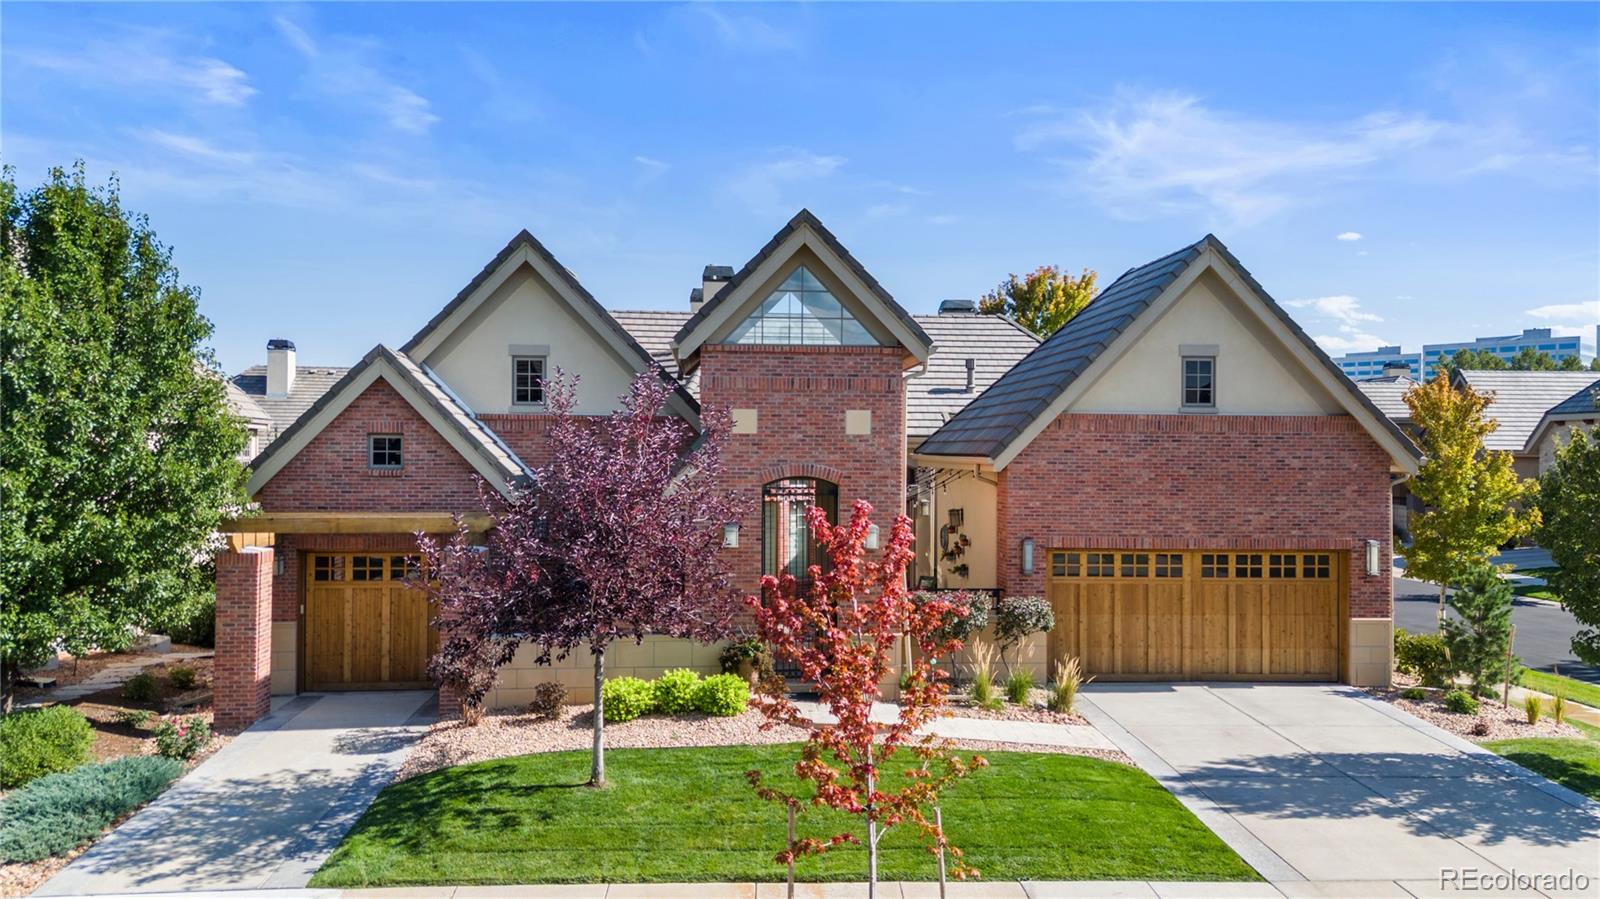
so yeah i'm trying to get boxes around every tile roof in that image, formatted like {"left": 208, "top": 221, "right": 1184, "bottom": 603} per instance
{"left": 231, "top": 364, "right": 352, "bottom": 443}
{"left": 1354, "top": 375, "right": 1420, "bottom": 423}
{"left": 908, "top": 314, "right": 1041, "bottom": 441}
{"left": 672, "top": 209, "right": 934, "bottom": 359}
{"left": 611, "top": 309, "right": 693, "bottom": 381}
{"left": 915, "top": 239, "right": 1206, "bottom": 457}
{"left": 223, "top": 378, "right": 272, "bottom": 428}
{"left": 1455, "top": 370, "right": 1600, "bottom": 451}
{"left": 1544, "top": 377, "right": 1600, "bottom": 418}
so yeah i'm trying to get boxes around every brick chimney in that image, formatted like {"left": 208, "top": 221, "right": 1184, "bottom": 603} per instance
{"left": 266, "top": 339, "right": 296, "bottom": 398}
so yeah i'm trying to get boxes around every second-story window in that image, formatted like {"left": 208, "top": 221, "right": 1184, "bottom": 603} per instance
{"left": 1182, "top": 356, "right": 1215, "bottom": 409}
{"left": 513, "top": 356, "right": 545, "bottom": 405}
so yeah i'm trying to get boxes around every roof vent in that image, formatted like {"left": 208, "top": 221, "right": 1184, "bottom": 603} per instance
{"left": 965, "top": 357, "right": 976, "bottom": 392}
{"left": 939, "top": 299, "right": 978, "bottom": 315}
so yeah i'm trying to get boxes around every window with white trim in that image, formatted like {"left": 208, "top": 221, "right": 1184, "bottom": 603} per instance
{"left": 368, "top": 434, "right": 402, "bottom": 469}
{"left": 1182, "top": 356, "right": 1215, "bottom": 408}
{"left": 513, "top": 356, "right": 545, "bottom": 405}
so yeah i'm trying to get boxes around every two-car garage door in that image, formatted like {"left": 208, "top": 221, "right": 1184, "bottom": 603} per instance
{"left": 1046, "top": 549, "right": 1345, "bottom": 681}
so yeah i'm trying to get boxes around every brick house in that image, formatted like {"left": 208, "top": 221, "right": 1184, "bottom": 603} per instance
{"left": 217, "top": 213, "right": 1417, "bottom": 728}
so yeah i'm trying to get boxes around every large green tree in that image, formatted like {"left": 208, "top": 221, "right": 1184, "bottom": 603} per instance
{"left": 1537, "top": 427, "right": 1600, "bottom": 665}
{"left": 1403, "top": 374, "right": 1538, "bottom": 619}
{"left": 978, "top": 265, "right": 1097, "bottom": 337}
{"left": 1, "top": 165, "right": 247, "bottom": 694}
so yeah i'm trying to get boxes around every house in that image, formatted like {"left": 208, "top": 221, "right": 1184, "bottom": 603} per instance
{"left": 1523, "top": 377, "right": 1600, "bottom": 473}
{"left": 1450, "top": 370, "right": 1600, "bottom": 478}
{"left": 214, "top": 212, "right": 1417, "bottom": 728}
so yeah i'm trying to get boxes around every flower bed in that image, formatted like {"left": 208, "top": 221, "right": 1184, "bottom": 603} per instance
{"left": 1367, "top": 673, "right": 1583, "bottom": 742}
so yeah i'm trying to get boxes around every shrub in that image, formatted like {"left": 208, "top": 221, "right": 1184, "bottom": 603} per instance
{"left": 0, "top": 756, "right": 183, "bottom": 862}
{"left": 1552, "top": 692, "right": 1567, "bottom": 724}
{"left": 1394, "top": 629, "right": 1455, "bottom": 687}
{"left": 122, "top": 672, "right": 159, "bottom": 702}
{"left": 1048, "top": 656, "right": 1091, "bottom": 715}
{"left": 693, "top": 673, "right": 750, "bottom": 717}
{"left": 1400, "top": 686, "right": 1427, "bottom": 701}
{"left": 152, "top": 715, "right": 210, "bottom": 760}
{"left": 1443, "top": 564, "right": 1518, "bottom": 696}
{"left": 1444, "top": 689, "right": 1479, "bottom": 715}
{"left": 601, "top": 677, "right": 655, "bottom": 723}
{"left": 968, "top": 638, "right": 1001, "bottom": 710}
{"left": 114, "top": 708, "right": 154, "bottom": 728}
{"left": 1523, "top": 694, "right": 1543, "bottom": 725}
{"left": 149, "top": 592, "right": 216, "bottom": 647}
{"left": 1004, "top": 669, "right": 1033, "bottom": 704}
{"left": 911, "top": 590, "right": 991, "bottom": 646}
{"left": 0, "top": 706, "right": 94, "bottom": 789}
{"left": 166, "top": 665, "right": 198, "bottom": 690}
{"left": 652, "top": 669, "right": 702, "bottom": 714}
{"left": 1470, "top": 718, "right": 1491, "bottom": 737}
{"left": 993, "top": 595, "right": 1054, "bottom": 655}
{"left": 528, "top": 682, "right": 566, "bottom": 719}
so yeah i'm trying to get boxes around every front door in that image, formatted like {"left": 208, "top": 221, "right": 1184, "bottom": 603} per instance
{"left": 303, "top": 553, "right": 436, "bottom": 691}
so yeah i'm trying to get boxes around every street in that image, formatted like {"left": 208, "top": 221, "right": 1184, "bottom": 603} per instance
{"left": 1393, "top": 574, "right": 1598, "bottom": 684}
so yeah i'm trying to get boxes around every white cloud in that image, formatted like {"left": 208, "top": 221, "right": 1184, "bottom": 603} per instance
{"left": 1311, "top": 332, "right": 1392, "bottom": 355}
{"left": 634, "top": 155, "right": 670, "bottom": 172}
{"left": 1285, "top": 295, "right": 1383, "bottom": 326}
{"left": 137, "top": 130, "right": 255, "bottom": 166}
{"left": 691, "top": 6, "right": 800, "bottom": 52}
{"left": 19, "top": 35, "right": 254, "bottom": 106}
{"left": 1336, "top": 231, "right": 1364, "bottom": 241}
{"left": 1526, "top": 300, "right": 1600, "bottom": 321}
{"left": 272, "top": 16, "right": 439, "bottom": 134}
{"left": 723, "top": 149, "right": 844, "bottom": 215}
{"left": 1286, "top": 295, "right": 1391, "bottom": 355}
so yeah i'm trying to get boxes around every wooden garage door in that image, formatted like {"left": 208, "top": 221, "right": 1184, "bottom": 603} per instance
{"left": 1045, "top": 550, "right": 1344, "bottom": 681}
{"left": 304, "top": 553, "right": 437, "bottom": 691}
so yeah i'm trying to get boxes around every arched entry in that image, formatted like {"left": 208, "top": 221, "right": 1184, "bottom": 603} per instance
{"left": 761, "top": 477, "right": 839, "bottom": 592}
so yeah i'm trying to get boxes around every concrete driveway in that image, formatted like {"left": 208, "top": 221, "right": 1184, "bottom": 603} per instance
{"left": 36, "top": 690, "right": 434, "bottom": 896}
{"left": 1080, "top": 684, "right": 1600, "bottom": 898}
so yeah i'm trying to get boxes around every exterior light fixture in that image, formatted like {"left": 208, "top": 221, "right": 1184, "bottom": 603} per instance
{"left": 274, "top": 557, "right": 285, "bottom": 576}
{"left": 865, "top": 524, "right": 881, "bottom": 550}
{"left": 1020, "top": 537, "right": 1036, "bottom": 575}
{"left": 722, "top": 522, "right": 740, "bottom": 549}
{"left": 1365, "top": 539, "right": 1380, "bottom": 577}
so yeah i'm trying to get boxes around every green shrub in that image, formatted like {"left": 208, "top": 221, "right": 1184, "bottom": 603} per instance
{"left": 1444, "top": 689, "right": 1479, "bottom": 715}
{"left": 122, "top": 672, "right": 159, "bottom": 702}
{"left": 693, "top": 673, "right": 750, "bottom": 717}
{"left": 1552, "top": 692, "right": 1567, "bottom": 724}
{"left": 114, "top": 708, "right": 154, "bottom": 728}
{"left": 0, "top": 756, "right": 182, "bottom": 862}
{"left": 0, "top": 706, "right": 94, "bottom": 789}
{"left": 1005, "top": 669, "right": 1033, "bottom": 704}
{"left": 601, "top": 677, "right": 655, "bottom": 723}
{"left": 652, "top": 669, "right": 702, "bottom": 715}
{"left": 149, "top": 592, "right": 216, "bottom": 647}
{"left": 1523, "top": 694, "right": 1544, "bottom": 725}
{"left": 166, "top": 665, "right": 198, "bottom": 691}
{"left": 152, "top": 715, "right": 210, "bottom": 760}
{"left": 1400, "top": 686, "right": 1427, "bottom": 701}
{"left": 718, "top": 638, "right": 773, "bottom": 679}
{"left": 1047, "top": 656, "right": 1090, "bottom": 715}
{"left": 1393, "top": 628, "right": 1455, "bottom": 687}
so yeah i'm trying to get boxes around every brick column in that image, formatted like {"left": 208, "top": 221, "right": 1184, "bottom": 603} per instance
{"left": 215, "top": 547, "right": 274, "bottom": 730}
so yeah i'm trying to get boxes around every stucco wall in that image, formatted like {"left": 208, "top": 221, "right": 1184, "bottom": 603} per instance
{"left": 1537, "top": 420, "right": 1599, "bottom": 473}
{"left": 920, "top": 470, "right": 999, "bottom": 590}
{"left": 1073, "top": 272, "right": 1343, "bottom": 416}
{"left": 421, "top": 262, "right": 642, "bottom": 416}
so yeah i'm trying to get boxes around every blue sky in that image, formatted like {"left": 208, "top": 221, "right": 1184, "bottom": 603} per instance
{"left": 4, "top": 2, "right": 1597, "bottom": 374}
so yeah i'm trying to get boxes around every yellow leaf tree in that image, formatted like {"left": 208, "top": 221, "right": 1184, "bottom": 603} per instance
{"left": 1403, "top": 374, "right": 1539, "bottom": 619}
{"left": 978, "top": 265, "right": 1096, "bottom": 337}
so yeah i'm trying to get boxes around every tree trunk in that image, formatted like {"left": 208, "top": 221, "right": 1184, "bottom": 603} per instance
{"left": 590, "top": 648, "right": 605, "bottom": 787}
{"left": 865, "top": 743, "right": 877, "bottom": 898}
{"left": 1437, "top": 583, "right": 1447, "bottom": 625}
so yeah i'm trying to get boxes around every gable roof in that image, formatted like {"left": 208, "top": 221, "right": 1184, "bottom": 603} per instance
{"left": 1451, "top": 370, "right": 1600, "bottom": 452}
{"left": 908, "top": 313, "right": 1041, "bottom": 441}
{"left": 671, "top": 210, "right": 934, "bottom": 369}
{"left": 916, "top": 235, "right": 1421, "bottom": 471}
{"left": 245, "top": 344, "right": 530, "bottom": 497}
{"left": 1354, "top": 375, "right": 1421, "bottom": 424}
{"left": 1523, "top": 377, "right": 1600, "bottom": 454}
{"left": 401, "top": 229, "right": 699, "bottom": 421}
{"left": 231, "top": 363, "right": 351, "bottom": 442}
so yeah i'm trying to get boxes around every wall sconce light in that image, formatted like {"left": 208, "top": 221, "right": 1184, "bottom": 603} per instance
{"left": 722, "top": 522, "right": 740, "bottom": 549}
{"left": 1020, "top": 537, "right": 1036, "bottom": 575}
{"left": 1365, "top": 539, "right": 1380, "bottom": 577}
{"left": 274, "top": 557, "right": 285, "bottom": 576}
{"left": 865, "top": 524, "right": 881, "bottom": 551}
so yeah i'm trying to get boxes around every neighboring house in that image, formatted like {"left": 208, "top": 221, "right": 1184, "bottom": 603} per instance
{"left": 1523, "top": 377, "right": 1600, "bottom": 473}
{"left": 230, "top": 340, "right": 352, "bottom": 448}
{"left": 222, "top": 377, "right": 273, "bottom": 463}
{"left": 213, "top": 213, "right": 1417, "bottom": 728}
{"left": 1450, "top": 370, "right": 1600, "bottom": 479}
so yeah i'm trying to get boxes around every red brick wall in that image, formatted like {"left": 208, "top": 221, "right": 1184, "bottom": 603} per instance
{"left": 215, "top": 547, "right": 273, "bottom": 730}
{"left": 479, "top": 414, "right": 557, "bottom": 469}
{"left": 698, "top": 344, "right": 907, "bottom": 593}
{"left": 997, "top": 413, "right": 1393, "bottom": 619}
{"left": 254, "top": 379, "right": 487, "bottom": 513}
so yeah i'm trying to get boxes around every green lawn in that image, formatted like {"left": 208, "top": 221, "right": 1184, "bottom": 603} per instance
{"left": 1483, "top": 737, "right": 1600, "bottom": 800}
{"left": 1519, "top": 668, "right": 1600, "bottom": 710}
{"left": 311, "top": 745, "right": 1259, "bottom": 887}
{"left": 1512, "top": 584, "right": 1558, "bottom": 602}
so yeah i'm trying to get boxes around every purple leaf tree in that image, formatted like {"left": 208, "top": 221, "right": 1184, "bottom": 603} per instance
{"left": 416, "top": 369, "right": 745, "bottom": 785}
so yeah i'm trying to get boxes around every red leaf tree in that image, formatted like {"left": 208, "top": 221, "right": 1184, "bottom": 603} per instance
{"left": 417, "top": 370, "right": 745, "bottom": 785}
{"left": 746, "top": 500, "right": 987, "bottom": 893}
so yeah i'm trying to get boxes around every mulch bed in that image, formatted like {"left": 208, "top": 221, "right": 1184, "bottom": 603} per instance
{"left": 1367, "top": 672, "right": 1584, "bottom": 742}
{"left": 945, "top": 688, "right": 1088, "bottom": 725}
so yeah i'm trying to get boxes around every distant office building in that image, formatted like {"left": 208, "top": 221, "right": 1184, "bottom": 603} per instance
{"left": 1336, "top": 347, "right": 1422, "bottom": 380}
{"left": 1334, "top": 327, "right": 1597, "bottom": 379}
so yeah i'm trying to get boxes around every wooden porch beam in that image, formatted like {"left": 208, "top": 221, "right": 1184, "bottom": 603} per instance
{"left": 220, "top": 511, "right": 494, "bottom": 535}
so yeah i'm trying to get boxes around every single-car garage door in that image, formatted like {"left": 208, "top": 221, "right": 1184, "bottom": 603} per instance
{"left": 304, "top": 553, "right": 436, "bottom": 691}
{"left": 1045, "top": 550, "right": 1344, "bottom": 681}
